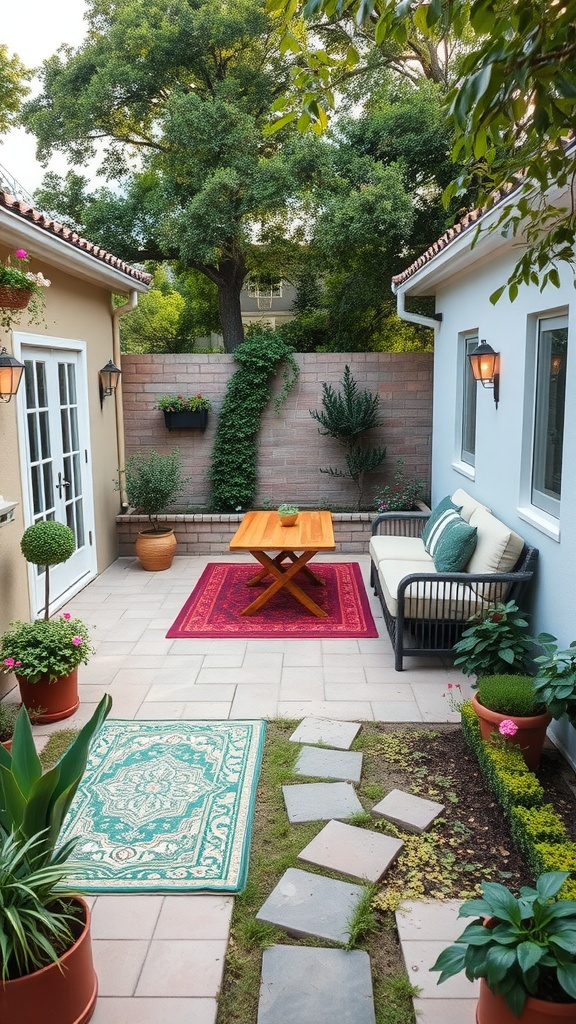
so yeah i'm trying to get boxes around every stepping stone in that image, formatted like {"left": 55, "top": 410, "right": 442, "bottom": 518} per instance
{"left": 372, "top": 789, "right": 444, "bottom": 833}
{"left": 256, "top": 867, "right": 365, "bottom": 944}
{"left": 298, "top": 819, "right": 403, "bottom": 882}
{"left": 294, "top": 746, "right": 363, "bottom": 783}
{"left": 289, "top": 717, "right": 361, "bottom": 750}
{"left": 283, "top": 782, "right": 363, "bottom": 823}
{"left": 258, "top": 945, "right": 376, "bottom": 1024}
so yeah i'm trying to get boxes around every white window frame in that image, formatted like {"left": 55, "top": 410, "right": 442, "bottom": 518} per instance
{"left": 460, "top": 334, "right": 478, "bottom": 468}
{"left": 529, "top": 313, "right": 568, "bottom": 518}
{"left": 452, "top": 331, "right": 478, "bottom": 478}
{"left": 246, "top": 277, "right": 283, "bottom": 298}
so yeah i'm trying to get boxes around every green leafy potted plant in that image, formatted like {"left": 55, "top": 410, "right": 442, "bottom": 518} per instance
{"left": 120, "top": 448, "right": 189, "bottom": 570}
{"left": 156, "top": 393, "right": 212, "bottom": 432}
{"left": 374, "top": 459, "right": 426, "bottom": 513}
{"left": 1, "top": 614, "right": 94, "bottom": 722}
{"left": 278, "top": 503, "right": 299, "bottom": 526}
{"left": 453, "top": 601, "right": 537, "bottom": 679}
{"left": 472, "top": 674, "right": 552, "bottom": 771}
{"left": 20, "top": 520, "right": 76, "bottom": 620}
{"left": 431, "top": 871, "right": 576, "bottom": 1022}
{"left": 0, "top": 694, "right": 111, "bottom": 1024}
{"left": 0, "top": 247, "right": 51, "bottom": 330}
{"left": 533, "top": 637, "right": 576, "bottom": 729}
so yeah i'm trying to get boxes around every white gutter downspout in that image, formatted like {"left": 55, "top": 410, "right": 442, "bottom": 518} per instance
{"left": 393, "top": 285, "right": 443, "bottom": 330}
{"left": 112, "top": 290, "right": 138, "bottom": 508}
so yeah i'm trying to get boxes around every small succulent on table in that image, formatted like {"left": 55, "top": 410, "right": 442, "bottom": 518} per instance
{"left": 278, "top": 504, "right": 299, "bottom": 516}
{"left": 452, "top": 601, "right": 537, "bottom": 678}
{"left": 431, "top": 872, "right": 576, "bottom": 1017}
{"left": 533, "top": 636, "right": 576, "bottom": 727}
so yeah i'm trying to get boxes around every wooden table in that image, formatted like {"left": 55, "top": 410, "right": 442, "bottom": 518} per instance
{"left": 229, "top": 510, "right": 336, "bottom": 617}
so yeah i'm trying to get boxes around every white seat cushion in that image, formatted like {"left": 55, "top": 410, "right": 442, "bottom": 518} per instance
{"left": 369, "top": 535, "right": 433, "bottom": 565}
{"left": 377, "top": 559, "right": 483, "bottom": 620}
{"left": 451, "top": 488, "right": 492, "bottom": 523}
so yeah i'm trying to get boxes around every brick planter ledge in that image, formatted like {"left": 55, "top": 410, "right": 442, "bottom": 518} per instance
{"left": 116, "top": 512, "right": 375, "bottom": 557}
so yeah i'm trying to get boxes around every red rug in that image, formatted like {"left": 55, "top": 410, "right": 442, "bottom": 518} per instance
{"left": 166, "top": 562, "right": 378, "bottom": 639}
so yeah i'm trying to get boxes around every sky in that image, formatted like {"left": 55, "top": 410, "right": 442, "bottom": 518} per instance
{"left": 0, "top": 1, "right": 90, "bottom": 197}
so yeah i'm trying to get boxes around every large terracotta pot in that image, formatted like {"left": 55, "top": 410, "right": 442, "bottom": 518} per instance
{"left": 134, "top": 527, "right": 177, "bottom": 571}
{"left": 0, "top": 896, "right": 98, "bottom": 1024}
{"left": 471, "top": 693, "right": 552, "bottom": 771}
{"left": 16, "top": 666, "right": 79, "bottom": 723}
{"left": 477, "top": 977, "right": 576, "bottom": 1023}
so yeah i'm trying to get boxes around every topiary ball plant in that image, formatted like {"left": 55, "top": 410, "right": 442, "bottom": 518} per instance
{"left": 20, "top": 521, "right": 75, "bottom": 620}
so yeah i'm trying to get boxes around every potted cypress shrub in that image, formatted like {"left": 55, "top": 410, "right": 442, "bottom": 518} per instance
{"left": 0, "top": 694, "right": 111, "bottom": 1024}
{"left": 431, "top": 872, "right": 576, "bottom": 1023}
{"left": 120, "top": 448, "right": 188, "bottom": 570}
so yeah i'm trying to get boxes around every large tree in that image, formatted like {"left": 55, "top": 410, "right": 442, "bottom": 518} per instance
{"left": 23, "top": 0, "right": 323, "bottom": 350}
{"left": 0, "top": 45, "right": 29, "bottom": 138}
{"left": 274, "top": 0, "right": 576, "bottom": 300}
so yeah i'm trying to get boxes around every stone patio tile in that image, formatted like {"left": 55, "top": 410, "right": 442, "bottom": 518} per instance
{"left": 412, "top": 998, "right": 476, "bottom": 1024}
{"left": 92, "top": 940, "right": 150, "bottom": 996}
{"left": 369, "top": 701, "right": 423, "bottom": 722}
{"left": 106, "top": 668, "right": 161, "bottom": 687}
{"left": 320, "top": 640, "right": 360, "bottom": 654}
{"left": 282, "top": 642, "right": 323, "bottom": 667}
{"left": 91, "top": 998, "right": 217, "bottom": 1024}
{"left": 154, "top": 895, "right": 233, "bottom": 939}
{"left": 80, "top": 657, "right": 128, "bottom": 684}
{"left": 144, "top": 681, "right": 235, "bottom": 702}
{"left": 135, "top": 939, "right": 228, "bottom": 997}
{"left": 134, "top": 702, "right": 186, "bottom": 719}
{"left": 289, "top": 716, "right": 362, "bottom": 749}
{"left": 281, "top": 666, "right": 324, "bottom": 687}
{"left": 149, "top": 661, "right": 205, "bottom": 685}
{"left": 196, "top": 667, "right": 281, "bottom": 686}
{"left": 99, "top": 620, "right": 150, "bottom": 642}
{"left": 280, "top": 677, "right": 325, "bottom": 701}
{"left": 298, "top": 819, "right": 403, "bottom": 882}
{"left": 202, "top": 653, "right": 245, "bottom": 668}
{"left": 325, "top": 683, "right": 410, "bottom": 702}
{"left": 401, "top": 940, "right": 478, "bottom": 999}
{"left": 256, "top": 868, "right": 364, "bottom": 943}
{"left": 279, "top": 701, "right": 373, "bottom": 721}
{"left": 294, "top": 746, "right": 363, "bottom": 782}
{"left": 182, "top": 702, "right": 233, "bottom": 719}
{"left": 258, "top": 945, "right": 375, "bottom": 1024}
{"left": 231, "top": 686, "right": 280, "bottom": 718}
{"left": 396, "top": 900, "right": 468, "bottom": 942}
{"left": 90, "top": 896, "right": 163, "bottom": 939}
{"left": 372, "top": 789, "right": 444, "bottom": 833}
{"left": 283, "top": 782, "right": 363, "bottom": 823}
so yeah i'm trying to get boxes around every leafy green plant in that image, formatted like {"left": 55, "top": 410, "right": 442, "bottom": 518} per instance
{"left": 0, "top": 615, "right": 94, "bottom": 684}
{"left": 20, "top": 521, "right": 75, "bottom": 620}
{"left": 0, "top": 248, "right": 51, "bottom": 330}
{"left": 120, "top": 448, "right": 188, "bottom": 529}
{"left": 0, "top": 693, "right": 112, "bottom": 868}
{"left": 0, "top": 831, "right": 81, "bottom": 981}
{"left": 430, "top": 872, "right": 576, "bottom": 1016}
{"left": 374, "top": 459, "right": 426, "bottom": 513}
{"left": 310, "top": 364, "right": 386, "bottom": 510}
{"left": 453, "top": 601, "right": 536, "bottom": 678}
{"left": 155, "top": 393, "right": 211, "bottom": 412}
{"left": 277, "top": 503, "right": 299, "bottom": 515}
{"left": 533, "top": 637, "right": 576, "bottom": 726}
{"left": 476, "top": 675, "right": 545, "bottom": 717}
{"left": 210, "top": 333, "right": 299, "bottom": 512}
{"left": 0, "top": 702, "right": 20, "bottom": 742}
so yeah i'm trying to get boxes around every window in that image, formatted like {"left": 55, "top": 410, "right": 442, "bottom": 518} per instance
{"left": 460, "top": 335, "right": 478, "bottom": 466}
{"left": 531, "top": 314, "right": 568, "bottom": 517}
{"left": 246, "top": 277, "right": 282, "bottom": 298}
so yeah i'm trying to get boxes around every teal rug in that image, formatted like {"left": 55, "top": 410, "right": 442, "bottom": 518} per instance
{"left": 58, "top": 719, "right": 265, "bottom": 893}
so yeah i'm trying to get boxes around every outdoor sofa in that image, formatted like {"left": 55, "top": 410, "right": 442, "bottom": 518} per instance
{"left": 369, "top": 488, "right": 539, "bottom": 670}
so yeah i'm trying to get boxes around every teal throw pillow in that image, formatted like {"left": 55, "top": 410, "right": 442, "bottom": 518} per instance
{"left": 422, "top": 496, "right": 463, "bottom": 555}
{"left": 433, "top": 516, "right": 478, "bottom": 572}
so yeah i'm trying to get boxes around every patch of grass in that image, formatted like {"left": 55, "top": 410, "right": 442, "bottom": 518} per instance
{"left": 39, "top": 728, "right": 78, "bottom": 769}
{"left": 346, "top": 884, "right": 378, "bottom": 948}
{"left": 375, "top": 974, "right": 420, "bottom": 1024}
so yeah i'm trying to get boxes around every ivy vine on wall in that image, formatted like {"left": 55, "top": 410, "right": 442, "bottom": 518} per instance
{"left": 209, "top": 333, "right": 300, "bottom": 512}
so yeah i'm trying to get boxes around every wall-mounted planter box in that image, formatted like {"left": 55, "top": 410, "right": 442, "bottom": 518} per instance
{"left": 163, "top": 410, "right": 208, "bottom": 432}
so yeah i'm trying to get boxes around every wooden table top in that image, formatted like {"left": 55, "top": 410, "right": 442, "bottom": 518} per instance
{"left": 229, "top": 510, "right": 335, "bottom": 552}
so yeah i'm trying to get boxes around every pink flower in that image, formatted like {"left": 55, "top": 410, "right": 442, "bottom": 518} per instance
{"left": 15, "top": 660, "right": 21, "bottom": 667}
{"left": 62, "top": 612, "right": 71, "bottom": 620}
{"left": 499, "top": 719, "right": 519, "bottom": 737}
{"left": 3, "top": 657, "right": 15, "bottom": 667}
{"left": 14, "top": 248, "right": 28, "bottom": 259}
{"left": 71, "top": 636, "right": 83, "bottom": 646}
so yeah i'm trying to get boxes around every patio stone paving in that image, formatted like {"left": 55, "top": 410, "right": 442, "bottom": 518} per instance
{"left": 294, "top": 745, "right": 363, "bottom": 782}
{"left": 282, "top": 781, "right": 364, "bottom": 822}
{"left": 297, "top": 819, "right": 404, "bottom": 882}
{"left": 257, "top": 946, "right": 376, "bottom": 1024}
{"left": 256, "top": 867, "right": 365, "bottom": 943}
{"left": 1, "top": 552, "right": 473, "bottom": 1023}
{"left": 289, "top": 715, "right": 362, "bottom": 748}
{"left": 372, "top": 789, "right": 445, "bottom": 833}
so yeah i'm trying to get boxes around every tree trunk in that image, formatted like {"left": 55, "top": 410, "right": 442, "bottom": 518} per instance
{"left": 216, "top": 259, "right": 245, "bottom": 352}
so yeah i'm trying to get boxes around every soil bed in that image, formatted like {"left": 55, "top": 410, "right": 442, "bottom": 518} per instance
{"left": 216, "top": 721, "right": 576, "bottom": 1024}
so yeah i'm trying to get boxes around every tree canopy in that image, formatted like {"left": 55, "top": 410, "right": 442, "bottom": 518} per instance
{"left": 0, "top": 45, "right": 29, "bottom": 137}
{"left": 273, "top": 0, "right": 576, "bottom": 299}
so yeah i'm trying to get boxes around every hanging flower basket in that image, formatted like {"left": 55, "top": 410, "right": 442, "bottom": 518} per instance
{"left": 0, "top": 285, "right": 33, "bottom": 310}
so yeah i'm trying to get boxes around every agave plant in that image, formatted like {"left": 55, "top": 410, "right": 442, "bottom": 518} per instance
{"left": 0, "top": 693, "right": 111, "bottom": 868}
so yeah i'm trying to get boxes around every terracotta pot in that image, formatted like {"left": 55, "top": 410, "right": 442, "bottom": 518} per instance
{"left": 1, "top": 738, "right": 12, "bottom": 752}
{"left": 0, "top": 897, "right": 98, "bottom": 1024}
{"left": 16, "top": 666, "right": 79, "bottom": 724}
{"left": 134, "top": 527, "right": 178, "bottom": 570}
{"left": 0, "top": 284, "right": 33, "bottom": 310}
{"left": 279, "top": 513, "right": 298, "bottom": 527}
{"left": 471, "top": 693, "right": 552, "bottom": 771}
{"left": 477, "top": 977, "right": 576, "bottom": 1023}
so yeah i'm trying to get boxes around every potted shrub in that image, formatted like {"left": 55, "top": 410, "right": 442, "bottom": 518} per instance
{"left": 453, "top": 600, "right": 537, "bottom": 679}
{"left": 472, "top": 674, "right": 552, "bottom": 771}
{"left": 374, "top": 459, "right": 427, "bottom": 512}
{"left": 0, "top": 247, "right": 51, "bottom": 330}
{"left": 120, "top": 448, "right": 189, "bottom": 570}
{"left": 156, "top": 393, "right": 212, "bottom": 432}
{"left": 0, "top": 694, "right": 111, "bottom": 1024}
{"left": 278, "top": 503, "right": 299, "bottom": 526}
{"left": 20, "top": 520, "right": 76, "bottom": 620}
{"left": 430, "top": 871, "right": 576, "bottom": 1022}
{"left": 0, "top": 701, "right": 20, "bottom": 751}
{"left": 1, "top": 614, "right": 94, "bottom": 722}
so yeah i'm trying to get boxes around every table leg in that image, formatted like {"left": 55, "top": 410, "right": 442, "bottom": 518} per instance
{"left": 240, "top": 550, "right": 328, "bottom": 617}
{"left": 246, "top": 551, "right": 291, "bottom": 586}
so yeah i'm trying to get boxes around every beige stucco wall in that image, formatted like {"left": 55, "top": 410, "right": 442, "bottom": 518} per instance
{"left": 0, "top": 248, "right": 124, "bottom": 638}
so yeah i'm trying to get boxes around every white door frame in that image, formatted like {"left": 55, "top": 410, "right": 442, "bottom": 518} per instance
{"left": 13, "top": 332, "right": 98, "bottom": 618}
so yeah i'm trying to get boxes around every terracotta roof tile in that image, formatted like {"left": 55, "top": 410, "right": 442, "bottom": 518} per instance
{"left": 0, "top": 188, "right": 152, "bottom": 285}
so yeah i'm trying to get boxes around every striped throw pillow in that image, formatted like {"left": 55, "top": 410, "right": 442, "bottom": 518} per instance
{"left": 422, "top": 496, "right": 463, "bottom": 555}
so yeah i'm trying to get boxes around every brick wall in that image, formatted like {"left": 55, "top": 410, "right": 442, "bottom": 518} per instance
{"left": 120, "top": 351, "right": 433, "bottom": 510}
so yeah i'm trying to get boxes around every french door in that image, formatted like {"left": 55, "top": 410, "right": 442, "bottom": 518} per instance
{"left": 16, "top": 339, "right": 96, "bottom": 617}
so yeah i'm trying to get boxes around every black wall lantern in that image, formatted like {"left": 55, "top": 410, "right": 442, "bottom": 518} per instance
{"left": 468, "top": 340, "right": 500, "bottom": 408}
{"left": 0, "top": 347, "right": 25, "bottom": 403}
{"left": 99, "top": 359, "right": 122, "bottom": 408}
